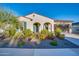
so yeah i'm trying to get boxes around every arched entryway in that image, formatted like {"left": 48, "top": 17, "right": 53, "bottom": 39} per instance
{"left": 33, "top": 22, "right": 40, "bottom": 33}
{"left": 44, "top": 22, "right": 52, "bottom": 31}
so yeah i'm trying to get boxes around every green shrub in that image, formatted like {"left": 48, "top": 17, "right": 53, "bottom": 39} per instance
{"left": 50, "top": 40, "right": 58, "bottom": 46}
{"left": 39, "top": 29, "right": 55, "bottom": 40}
{"left": 30, "top": 33, "right": 36, "bottom": 39}
{"left": 39, "top": 29, "right": 49, "bottom": 40}
{"left": 55, "top": 28, "right": 62, "bottom": 37}
{"left": 39, "top": 33, "right": 46, "bottom": 40}
{"left": 18, "top": 41, "right": 25, "bottom": 48}
{"left": 47, "top": 32, "right": 54, "bottom": 39}
{"left": 41, "top": 29, "right": 49, "bottom": 35}
{"left": 59, "top": 34, "right": 65, "bottom": 39}
{"left": 23, "top": 29, "right": 32, "bottom": 38}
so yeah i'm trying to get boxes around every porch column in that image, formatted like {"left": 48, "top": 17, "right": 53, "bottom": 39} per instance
{"left": 69, "top": 24, "right": 72, "bottom": 33}
{"left": 39, "top": 23, "right": 43, "bottom": 32}
{"left": 51, "top": 24, "right": 54, "bottom": 32}
{"left": 49, "top": 24, "right": 52, "bottom": 32}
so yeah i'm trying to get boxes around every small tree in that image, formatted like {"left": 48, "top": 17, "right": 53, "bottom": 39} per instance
{"left": 0, "top": 8, "right": 21, "bottom": 30}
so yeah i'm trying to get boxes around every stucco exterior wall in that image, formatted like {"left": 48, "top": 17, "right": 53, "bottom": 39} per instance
{"left": 18, "top": 13, "right": 54, "bottom": 32}
{"left": 18, "top": 16, "right": 33, "bottom": 31}
{"left": 18, "top": 13, "right": 72, "bottom": 33}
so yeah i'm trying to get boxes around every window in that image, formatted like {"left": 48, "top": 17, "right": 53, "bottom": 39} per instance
{"left": 23, "top": 22, "right": 27, "bottom": 29}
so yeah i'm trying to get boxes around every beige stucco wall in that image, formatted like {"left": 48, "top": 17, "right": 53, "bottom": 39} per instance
{"left": 18, "top": 16, "right": 33, "bottom": 30}
{"left": 18, "top": 13, "right": 72, "bottom": 33}
{"left": 18, "top": 13, "right": 54, "bottom": 32}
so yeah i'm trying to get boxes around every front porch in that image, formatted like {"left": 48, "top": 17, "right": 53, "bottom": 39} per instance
{"left": 33, "top": 22, "right": 53, "bottom": 33}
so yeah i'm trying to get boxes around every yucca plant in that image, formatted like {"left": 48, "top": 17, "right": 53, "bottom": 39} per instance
{"left": 9, "top": 31, "right": 25, "bottom": 47}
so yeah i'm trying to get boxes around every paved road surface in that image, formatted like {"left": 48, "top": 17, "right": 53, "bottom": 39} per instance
{"left": 0, "top": 48, "right": 79, "bottom": 56}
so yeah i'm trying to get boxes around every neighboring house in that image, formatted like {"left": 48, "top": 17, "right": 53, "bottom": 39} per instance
{"left": 72, "top": 22, "right": 79, "bottom": 34}
{"left": 18, "top": 13, "right": 72, "bottom": 33}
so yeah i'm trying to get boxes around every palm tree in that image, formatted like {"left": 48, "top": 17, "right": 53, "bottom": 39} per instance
{"left": 0, "top": 8, "right": 23, "bottom": 47}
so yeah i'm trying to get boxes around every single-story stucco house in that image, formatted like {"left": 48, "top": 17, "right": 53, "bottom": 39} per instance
{"left": 18, "top": 13, "right": 72, "bottom": 33}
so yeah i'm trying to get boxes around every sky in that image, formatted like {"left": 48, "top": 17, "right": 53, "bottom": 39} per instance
{"left": 0, "top": 3, "right": 79, "bottom": 22}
